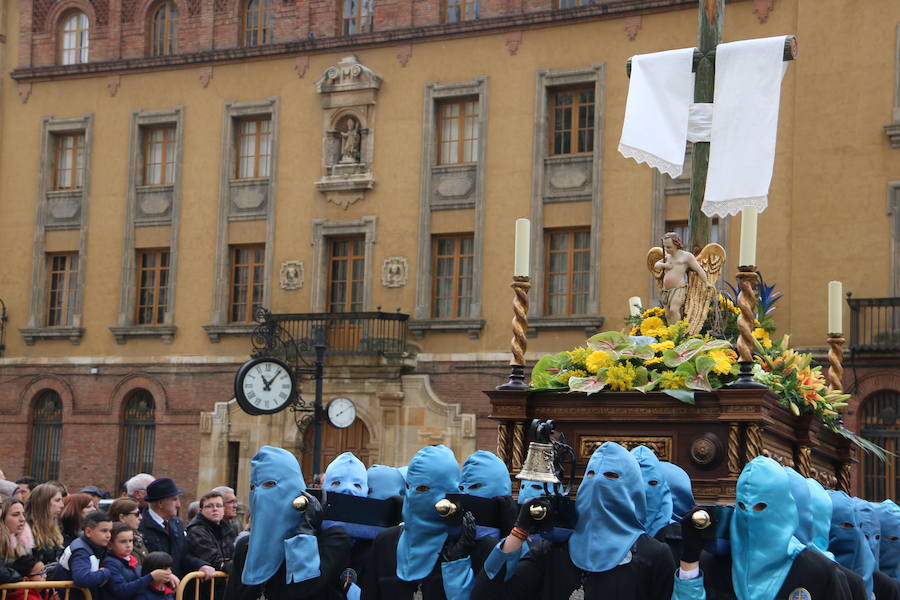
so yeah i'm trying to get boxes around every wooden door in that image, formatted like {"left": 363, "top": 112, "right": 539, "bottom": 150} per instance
{"left": 302, "top": 417, "right": 371, "bottom": 478}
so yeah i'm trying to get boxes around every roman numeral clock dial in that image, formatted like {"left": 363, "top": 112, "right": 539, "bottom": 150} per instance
{"left": 234, "top": 357, "right": 297, "bottom": 416}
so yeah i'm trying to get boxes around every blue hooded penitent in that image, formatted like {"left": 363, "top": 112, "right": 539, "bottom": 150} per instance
{"left": 569, "top": 442, "right": 646, "bottom": 573}
{"left": 657, "top": 461, "right": 694, "bottom": 523}
{"left": 459, "top": 451, "right": 511, "bottom": 498}
{"left": 854, "top": 498, "right": 881, "bottom": 566}
{"left": 784, "top": 467, "right": 814, "bottom": 545}
{"left": 876, "top": 500, "right": 900, "bottom": 579}
{"left": 243, "top": 446, "right": 319, "bottom": 585}
{"left": 827, "top": 490, "right": 876, "bottom": 597}
{"left": 396, "top": 445, "right": 460, "bottom": 582}
{"left": 805, "top": 478, "right": 835, "bottom": 561}
{"left": 630, "top": 446, "right": 674, "bottom": 537}
{"left": 367, "top": 464, "right": 406, "bottom": 499}
{"left": 730, "top": 456, "right": 804, "bottom": 600}
{"left": 517, "top": 480, "right": 547, "bottom": 504}
{"left": 324, "top": 452, "right": 367, "bottom": 497}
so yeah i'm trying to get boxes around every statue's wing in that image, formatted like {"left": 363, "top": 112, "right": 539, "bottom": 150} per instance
{"left": 647, "top": 247, "right": 665, "bottom": 291}
{"left": 685, "top": 243, "right": 727, "bottom": 335}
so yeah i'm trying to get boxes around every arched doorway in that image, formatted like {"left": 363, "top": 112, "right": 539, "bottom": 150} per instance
{"left": 118, "top": 389, "right": 156, "bottom": 488}
{"left": 301, "top": 418, "right": 371, "bottom": 478}
{"left": 861, "top": 389, "right": 900, "bottom": 500}
{"left": 30, "top": 390, "right": 63, "bottom": 481}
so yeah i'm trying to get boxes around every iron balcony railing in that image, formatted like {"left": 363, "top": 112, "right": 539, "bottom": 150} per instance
{"left": 253, "top": 309, "right": 409, "bottom": 357}
{"left": 848, "top": 296, "right": 900, "bottom": 353}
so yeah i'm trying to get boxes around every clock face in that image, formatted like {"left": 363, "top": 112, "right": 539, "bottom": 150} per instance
{"left": 327, "top": 397, "right": 356, "bottom": 429}
{"left": 235, "top": 358, "right": 296, "bottom": 416}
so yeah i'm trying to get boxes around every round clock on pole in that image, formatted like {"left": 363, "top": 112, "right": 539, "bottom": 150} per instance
{"left": 327, "top": 397, "right": 356, "bottom": 429}
{"left": 234, "top": 357, "right": 296, "bottom": 416}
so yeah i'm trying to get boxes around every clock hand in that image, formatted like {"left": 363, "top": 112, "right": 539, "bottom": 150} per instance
{"left": 261, "top": 374, "right": 274, "bottom": 391}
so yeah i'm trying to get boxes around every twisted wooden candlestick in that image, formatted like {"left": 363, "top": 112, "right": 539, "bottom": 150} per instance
{"left": 728, "top": 266, "right": 767, "bottom": 388}
{"left": 827, "top": 333, "right": 845, "bottom": 391}
{"left": 497, "top": 276, "right": 531, "bottom": 390}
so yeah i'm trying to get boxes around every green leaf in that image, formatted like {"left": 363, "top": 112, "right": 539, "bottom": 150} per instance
{"left": 587, "top": 331, "right": 627, "bottom": 358}
{"left": 568, "top": 375, "right": 607, "bottom": 395}
{"left": 529, "top": 351, "right": 568, "bottom": 388}
{"left": 618, "top": 345, "right": 655, "bottom": 361}
{"left": 634, "top": 370, "right": 662, "bottom": 393}
{"left": 662, "top": 389, "right": 695, "bottom": 404}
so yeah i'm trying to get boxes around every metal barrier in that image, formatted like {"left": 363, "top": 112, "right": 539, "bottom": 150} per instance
{"left": 175, "top": 570, "right": 228, "bottom": 600}
{"left": 0, "top": 581, "right": 92, "bottom": 600}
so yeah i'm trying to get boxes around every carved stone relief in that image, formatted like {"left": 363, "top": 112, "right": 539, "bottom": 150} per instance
{"left": 280, "top": 261, "right": 304, "bottom": 290}
{"left": 381, "top": 257, "right": 408, "bottom": 288}
{"left": 544, "top": 156, "right": 592, "bottom": 201}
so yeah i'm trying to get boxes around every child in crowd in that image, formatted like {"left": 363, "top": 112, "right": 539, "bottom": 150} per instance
{"left": 103, "top": 523, "right": 178, "bottom": 600}
{"left": 8, "top": 554, "right": 56, "bottom": 600}
{"left": 136, "top": 552, "right": 177, "bottom": 599}
{"left": 51, "top": 510, "right": 112, "bottom": 600}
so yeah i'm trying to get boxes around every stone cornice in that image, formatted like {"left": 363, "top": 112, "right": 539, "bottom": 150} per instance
{"left": 10, "top": 0, "right": 698, "bottom": 82}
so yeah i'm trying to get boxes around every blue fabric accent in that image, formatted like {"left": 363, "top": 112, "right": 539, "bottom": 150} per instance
{"left": 398, "top": 466, "right": 409, "bottom": 481}
{"left": 483, "top": 540, "right": 529, "bottom": 582}
{"left": 730, "top": 457, "right": 805, "bottom": 600}
{"left": 346, "top": 582, "right": 362, "bottom": 600}
{"left": 367, "top": 465, "right": 406, "bottom": 499}
{"left": 876, "top": 500, "right": 900, "bottom": 579}
{"left": 460, "top": 451, "right": 511, "bottom": 498}
{"left": 396, "top": 445, "right": 459, "bottom": 582}
{"left": 283, "top": 534, "right": 321, "bottom": 584}
{"left": 630, "top": 446, "right": 675, "bottom": 536}
{"left": 853, "top": 498, "right": 881, "bottom": 564}
{"left": 805, "top": 478, "right": 836, "bottom": 561}
{"left": 569, "top": 442, "right": 646, "bottom": 573}
{"left": 321, "top": 520, "right": 385, "bottom": 541}
{"left": 828, "top": 490, "right": 876, "bottom": 596}
{"left": 516, "top": 481, "right": 548, "bottom": 505}
{"left": 324, "top": 452, "right": 368, "bottom": 497}
{"left": 658, "top": 461, "right": 694, "bottom": 523}
{"left": 242, "top": 446, "right": 308, "bottom": 585}
{"left": 784, "top": 467, "right": 814, "bottom": 545}
{"left": 629, "top": 335, "right": 658, "bottom": 346}
{"left": 672, "top": 568, "right": 707, "bottom": 600}
{"left": 441, "top": 556, "right": 474, "bottom": 600}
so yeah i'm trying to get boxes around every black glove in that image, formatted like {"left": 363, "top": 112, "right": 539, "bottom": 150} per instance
{"left": 681, "top": 506, "right": 716, "bottom": 563}
{"left": 295, "top": 491, "right": 324, "bottom": 536}
{"left": 515, "top": 497, "right": 551, "bottom": 534}
{"left": 442, "top": 511, "right": 477, "bottom": 561}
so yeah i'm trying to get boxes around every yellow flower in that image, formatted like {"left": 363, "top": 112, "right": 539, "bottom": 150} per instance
{"left": 658, "top": 371, "right": 686, "bottom": 390}
{"left": 719, "top": 295, "right": 741, "bottom": 316}
{"left": 606, "top": 363, "right": 636, "bottom": 391}
{"left": 554, "top": 369, "right": 586, "bottom": 386}
{"left": 651, "top": 340, "right": 675, "bottom": 353}
{"left": 640, "top": 316, "right": 666, "bottom": 337}
{"left": 642, "top": 307, "right": 666, "bottom": 319}
{"left": 752, "top": 328, "right": 772, "bottom": 349}
{"left": 630, "top": 326, "right": 641, "bottom": 336}
{"left": 585, "top": 350, "right": 613, "bottom": 374}
{"left": 707, "top": 349, "right": 735, "bottom": 375}
{"left": 660, "top": 322, "right": 687, "bottom": 342}
{"left": 567, "top": 346, "right": 590, "bottom": 365}
{"left": 644, "top": 356, "right": 663, "bottom": 365}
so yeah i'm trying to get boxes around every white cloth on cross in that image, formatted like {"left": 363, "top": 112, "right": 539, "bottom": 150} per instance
{"left": 618, "top": 35, "right": 789, "bottom": 217}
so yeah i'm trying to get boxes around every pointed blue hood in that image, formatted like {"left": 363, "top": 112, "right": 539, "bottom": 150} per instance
{"left": 460, "top": 451, "right": 511, "bottom": 498}
{"left": 396, "top": 445, "right": 459, "bottom": 582}
{"left": 730, "top": 457, "right": 804, "bottom": 600}
{"left": 366, "top": 465, "right": 406, "bottom": 500}
{"left": 783, "top": 467, "right": 814, "bottom": 545}
{"left": 324, "top": 452, "right": 367, "bottom": 497}
{"left": 569, "top": 442, "right": 646, "bottom": 573}
{"left": 854, "top": 498, "right": 881, "bottom": 568}
{"left": 658, "top": 461, "right": 694, "bottom": 523}
{"left": 827, "top": 490, "right": 876, "bottom": 597}
{"left": 805, "top": 478, "right": 835, "bottom": 561}
{"left": 876, "top": 500, "right": 900, "bottom": 579}
{"left": 630, "top": 446, "right": 674, "bottom": 536}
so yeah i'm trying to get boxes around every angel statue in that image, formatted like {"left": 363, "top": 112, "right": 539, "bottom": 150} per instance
{"left": 647, "top": 232, "right": 726, "bottom": 335}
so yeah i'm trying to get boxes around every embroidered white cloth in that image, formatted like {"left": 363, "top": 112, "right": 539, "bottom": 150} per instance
{"left": 618, "top": 47, "right": 695, "bottom": 178}
{"left": 702, "top": 35, "right": 789, "bottom": 217}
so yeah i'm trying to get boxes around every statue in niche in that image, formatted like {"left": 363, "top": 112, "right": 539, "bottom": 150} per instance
{"left": 339, "top": 117, "right": 361, "bottom": 164}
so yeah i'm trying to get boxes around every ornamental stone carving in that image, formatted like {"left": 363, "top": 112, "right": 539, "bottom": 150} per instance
{"left": 315, "top": 55, "right": 383, "bottom": 94}
{"left": 280, "top": 261, "right": 304, "bottom": 290}
{"left": 381, "top": 257, "right": 408, "bottom": 288}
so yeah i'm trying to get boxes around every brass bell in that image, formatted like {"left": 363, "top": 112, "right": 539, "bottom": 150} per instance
{"left": 529, "top": 503, "right": 548, "bottom": 521}
{"left": 516, "top": 442, "right": 561, "bottom": 484}
{"left": 435, "top": 498, "right": 459, "bottom": 518}
{"left": 292, "top": 495, "right": 309, "bottom": 512}
{"left": 691, "top": 509, "right": 711, "bottom": 530}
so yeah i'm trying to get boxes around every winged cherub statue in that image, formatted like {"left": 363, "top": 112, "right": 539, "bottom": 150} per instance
{"left": 647, "top": 232, "right": 726, "bottom": 335}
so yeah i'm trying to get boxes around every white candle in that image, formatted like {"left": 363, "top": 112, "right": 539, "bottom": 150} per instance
{"left": 739, "top": 207, "right": 758, "bottom": 266}
{"left": 513, "top": 218, "right": 530, "bottom": 277}
{"left": 628, "top": 296, "right": 642, "bottom": 317}
{"left": 828, "top": 281, "right": 843, "bottom": 334}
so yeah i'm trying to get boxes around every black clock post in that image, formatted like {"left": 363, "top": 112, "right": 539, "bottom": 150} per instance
{"left": 312, "top": 328, "right": 326, "bottom": 476}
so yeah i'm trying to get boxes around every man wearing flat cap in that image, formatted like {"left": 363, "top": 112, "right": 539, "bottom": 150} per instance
{"left": 139, "top": 477, "right": 216, "bottom": 580}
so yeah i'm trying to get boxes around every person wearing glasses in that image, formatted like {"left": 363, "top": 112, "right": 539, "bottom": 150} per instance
{"left": 109, "top": 498, "right": 149, "bottom": 564}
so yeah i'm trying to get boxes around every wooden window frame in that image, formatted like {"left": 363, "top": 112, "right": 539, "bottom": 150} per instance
{"left": 142, "top": 125, "right": 177, "bottom": 186}
{"left": 135, "top": 248, "right": 171, "bottom": 325}
{"left": 436, "top": 98, "right": 479, "bottom": 165}
{"left": 30, "top": 391, "right": 63, "bottom": 482}
{"left": 45, "top": 253, "right": 78, "bottom": 327}
{"left": 431, "top": 234, "right": 475, "bottom": 320}
{"left": 242, "top": 0, "right": 275, "bottom": 47}
{"left": 234, "top": 117, "right": 272, "bottom": 180}
{"left": 53, "top": 131, "right": 86, "bottom": 190}
{"left": 327, "top": 237, "right": 366, "bottom": 313}
{"left": 861, "top": 390, "right": 900, "bottom": 500}
{"left": 444, "top": 0, "right": 478, "bottom": 22}
{"left": 59, "top": 11, "right": 89, "bottom": 65}
{"left": 228, "top": 244, "right": 266, "bottom": 323}
{"left": 148, "top": 1, "right": 177, "bottom": 57}
{"left": 340, "top": 0, "right": 374, "bottom": 35}
{"left": 548, "top": 85, "right": 595, "bottom": 156}
{"left": 557, "top": 0, "right": 594, "bottom": 7}
{"left": 544, "top": 227, "right": 591, "bottom": 316}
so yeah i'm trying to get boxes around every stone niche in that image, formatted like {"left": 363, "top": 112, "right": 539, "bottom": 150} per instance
{"left": 314, "top": 56, "right": 382, "bottom": 209}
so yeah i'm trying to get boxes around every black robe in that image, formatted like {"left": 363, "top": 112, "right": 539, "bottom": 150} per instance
{"left": 472, "top": 533, "right": 676, "bottom": 600}
{"left": 692, "top": 548, "right": 851, "bottom": 599}
{"left": 875, "top": 570, "right": 900, "bottom": 600}
{"left": 225, "top": 526, "right": 352, "bottom": 600}
{"left": 655, "top": 521, "right": 683, "bottom": 564}
{"left": 834, "top": 563, "right": 867, "bottom": 600}
{"left": 361, "top": 525, "right": 496, "bottom": 600}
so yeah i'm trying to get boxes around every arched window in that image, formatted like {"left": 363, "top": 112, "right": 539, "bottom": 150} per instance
{"left": 861, "top": 389, "right": 900, "bottom": 500}
{"left": 149, "top": 2, "right": 177, "bottom": 57}
{"left": 242, "top": 0, "right": 274, "bottom": 47}
{"left": 118, "top": 390, "right": 156, "bottom": 485}
{"left": 30, "top": 391, "right": 63, "bottom": 481}
{"left": 59, "top": 11, "right": 89, "bottom": 65}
